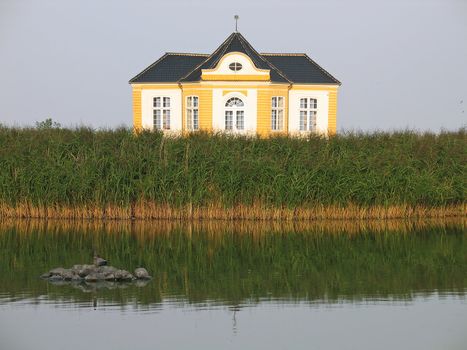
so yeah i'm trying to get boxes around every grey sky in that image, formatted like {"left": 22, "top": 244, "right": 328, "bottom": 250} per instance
{"left": 0, "top": 0, "right": 466, "bottom": 131}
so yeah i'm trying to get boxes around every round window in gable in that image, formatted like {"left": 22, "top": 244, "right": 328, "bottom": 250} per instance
{"left": 229, "top": 62, "right": 243, "bottom": 71}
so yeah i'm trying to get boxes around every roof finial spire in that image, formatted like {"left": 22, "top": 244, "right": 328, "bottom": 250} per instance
{"left": 234, "top": 15, "right": 239, "bottom": 32}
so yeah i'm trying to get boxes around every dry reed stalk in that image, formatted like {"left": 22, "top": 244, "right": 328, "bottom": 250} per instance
{"left": 0, "top": 201, "right": 465, "bottom": 221}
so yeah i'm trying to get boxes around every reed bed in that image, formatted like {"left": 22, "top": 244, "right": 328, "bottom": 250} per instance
{"left": 0, "top": 126, "right": 465, "bottom": 220}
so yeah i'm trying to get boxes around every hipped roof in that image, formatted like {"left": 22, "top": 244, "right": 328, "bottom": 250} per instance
{"left": 129, "top": 32, "right": 340, "bottom": 85}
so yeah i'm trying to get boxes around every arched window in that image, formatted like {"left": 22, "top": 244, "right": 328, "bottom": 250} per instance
{"left": 224, "top": 97, "right": 245, "bottom": 131}
{"left": 225, "top": 97, "right": 244, "bottom": 107}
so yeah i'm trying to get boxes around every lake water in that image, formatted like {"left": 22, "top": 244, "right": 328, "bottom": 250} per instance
{"left": 0, "top": 219, "right": 465, "bottom": 349}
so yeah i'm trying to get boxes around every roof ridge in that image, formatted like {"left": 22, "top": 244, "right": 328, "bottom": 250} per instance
{"left": 166, "top": 52, "right": 210, "bottom": 57}
{"left": 236, "top": 33, "right": 266, "bottom": 68}
{"left": 206, "top": 33, "right": 237, "bottom": 69}
{"left": 302, "top": 53, "right": 341, "bottom": 85}
{"left": 236, "top": 33, "right": 291, "bottom": 83}
{"left": 129, "top": 53, "right": 169, "bottom": 83}
{"left": 178, "top": 33, "right": 237, "bottom": 82}
{"left": 261, "top": 53, "right": 306, "bottom": 56}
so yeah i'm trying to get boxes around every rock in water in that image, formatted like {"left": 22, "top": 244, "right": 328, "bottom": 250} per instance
{"left": 49, "top": 267, "right": 66, "bottom": 276}
{"left": 104, "top": 273, "right": 116, "bottom": 281}
{"left": 71, "top": 265, "right": 83, "bottom": 274}
{"left": 85, "top": 273, "right": 106, "bottom": 282}
{"left": 98, "top": 266, "right": 117, "bottom": 274}
{"left": 61, "top": 269, "right": 74, "bottom": 281}
{"left": 78, "top": 265, "right": 95, "bottom": 277}
{"left": 71, "top": 274, "right": 83, "bottom": 282}
{"left": 42, "top": 264, "right": 146, "bottom": 284}
{"left": 114, "top": 270, "right": 134, "bottom": 281}
{"left": 40, "top": 272, "right": 51, "bottom": 279}
{"left": 134, "top": 268, "right": 151, "bottom": 280}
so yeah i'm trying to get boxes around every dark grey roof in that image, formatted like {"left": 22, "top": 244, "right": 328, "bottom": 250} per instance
{"left": 129, "top": 53, "right": 208, "bottom": 83}
{"left": 179, "top": 32, "right": 290, "bottom": 83}
{"left": 262, "top": 54, "right": 340, "bottom": 85}
{"left": 129, "top": 33, "right": 340, "bottom": 85}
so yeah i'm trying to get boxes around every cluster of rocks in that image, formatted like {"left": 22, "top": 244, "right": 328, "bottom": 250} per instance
{"left": 41, "top": 265, "right": 151, "bottom": 283}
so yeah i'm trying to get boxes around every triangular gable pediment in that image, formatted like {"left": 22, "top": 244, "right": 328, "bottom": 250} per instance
{"left": 179, "top": 32, "right": 290, "bottom": 83}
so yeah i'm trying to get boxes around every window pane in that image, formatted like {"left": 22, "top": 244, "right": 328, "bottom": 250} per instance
{"left": 187, "top": 97, "right": 192, "bottom": 108}
{"left": 154, "top": 97, "right": 161, "bottom": 108}
{"left": 153, "top": 109, "right": 161, "bottom": 129}
{"left": 300, "top": 111, "right": 307, "bottom": 131}
{"left": 225, "top": 97, "right": 244, "bottom": 107}
{"left": 163, "top": 97, "right": 171, "bottom": 108}
{"left": 278, "top": 97, "right": 284, "bottom": 108}
{"left": 193, "top": 96, "right": 199, "bottom": 107}
{"left": 187, "top": 109, "right": 192, "bottom": 130}
{"left": 300, "top": 98, "right": 307, "bottom": 109}
{"left": 310, "top": 111, "right": 317, "bottom": 131}
{"left": 225, "top": 111, "right": 233, "bottom": 130}
{"left": 278, "top": 109, "right": 284, "bottom": 130}
{"left": 193, "top": 109, "right": 199, "bottom": 130}
{"left": 272, "top": 97, "right": 277, "bottom": 108}
{"left": 163, "top": 110, "right": 170, "bottom": 130}
{"left": 310, "top": 98, "right": 317, "bottom": 109}
{"left": 236, "top": 111, "right": 244, "bottom": 130}
{"left": 271, "top": 110, "right": 277, "bottom": 130}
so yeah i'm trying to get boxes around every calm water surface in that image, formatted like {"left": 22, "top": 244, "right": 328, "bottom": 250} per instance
{"left": 0, "top": 219, "right": 465, "bottom": 349}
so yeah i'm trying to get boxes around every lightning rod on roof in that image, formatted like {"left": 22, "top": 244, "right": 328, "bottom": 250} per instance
{"left": 234, "top": 15, "right": 239, "bottom": 32}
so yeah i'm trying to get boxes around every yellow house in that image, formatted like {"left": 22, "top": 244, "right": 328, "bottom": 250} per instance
{"left": 129, "top": 32, "right": 340, "bottom": 136}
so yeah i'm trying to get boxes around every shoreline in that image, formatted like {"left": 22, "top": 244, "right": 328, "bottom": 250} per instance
{"left": 1, "top": 202, "right": 465, "bottom": 221}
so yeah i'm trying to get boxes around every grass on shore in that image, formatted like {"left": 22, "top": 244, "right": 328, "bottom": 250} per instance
{"left": 0, "top": 126, "right": 465, "bottom": 219}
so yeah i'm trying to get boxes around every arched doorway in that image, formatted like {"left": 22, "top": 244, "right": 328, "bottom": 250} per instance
{"left": 224, "top": 97, "right": 245, "bottom": 131}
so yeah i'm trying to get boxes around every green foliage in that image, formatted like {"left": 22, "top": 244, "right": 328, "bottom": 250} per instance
{"left": 0, "top": 126, "right": 465, "bottom": 207}
{"left": 35, "top": 118, "right": 61, "bottom": 130}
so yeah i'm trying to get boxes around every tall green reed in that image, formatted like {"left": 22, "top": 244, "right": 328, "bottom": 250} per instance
{"left": 0, "top": 126, "right": 465, "bottom": 209}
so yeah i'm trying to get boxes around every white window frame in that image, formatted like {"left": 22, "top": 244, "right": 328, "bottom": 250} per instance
{"left": 153, "top": 97, "right": 171, "bottom": 130}
{"left": 186, "top": 96, "right": 199, "bottom": 131}
{"left": 224, "top": 97, "right": 245, "bottom": 132}
{"left": 299, "top": 98, "right": 317, "bottom": 132}
{"left": 271, "top": 96, "right": 284, "bottom": 131}
{"left": 229, "top": 62, "right": 243, "bottom": 71}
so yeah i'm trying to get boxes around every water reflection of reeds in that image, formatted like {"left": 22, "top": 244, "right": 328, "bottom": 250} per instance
{"left": 1, "top": 216, "right": 465, "bottom": 237}
{"left": 0, "top": 218, "right": 465, "bottom": 309}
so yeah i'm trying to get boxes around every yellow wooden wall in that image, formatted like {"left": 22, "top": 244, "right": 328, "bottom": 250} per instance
{"left": 257, "top": 87, "right": 289, "bottom": 137}
{"left": 132, "top": 84, "right": 338, "bottom": 135}
{"left": 182, "top": 88, "right": 213, "bottom": 131}
{"left": 132, "top": 87, "right": 142, "bottom": 131}
{"left": 328, "top": 90, "right": 338, "bottom": 135}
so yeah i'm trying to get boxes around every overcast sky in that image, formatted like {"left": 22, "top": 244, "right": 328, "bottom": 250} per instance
{"left": 0, "top": 0, "right": 466, "bottom": 131}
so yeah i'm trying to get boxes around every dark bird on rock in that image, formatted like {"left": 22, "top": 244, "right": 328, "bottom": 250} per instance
{"left": 93, "top": 254, "right": 108, "bottom": 267}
